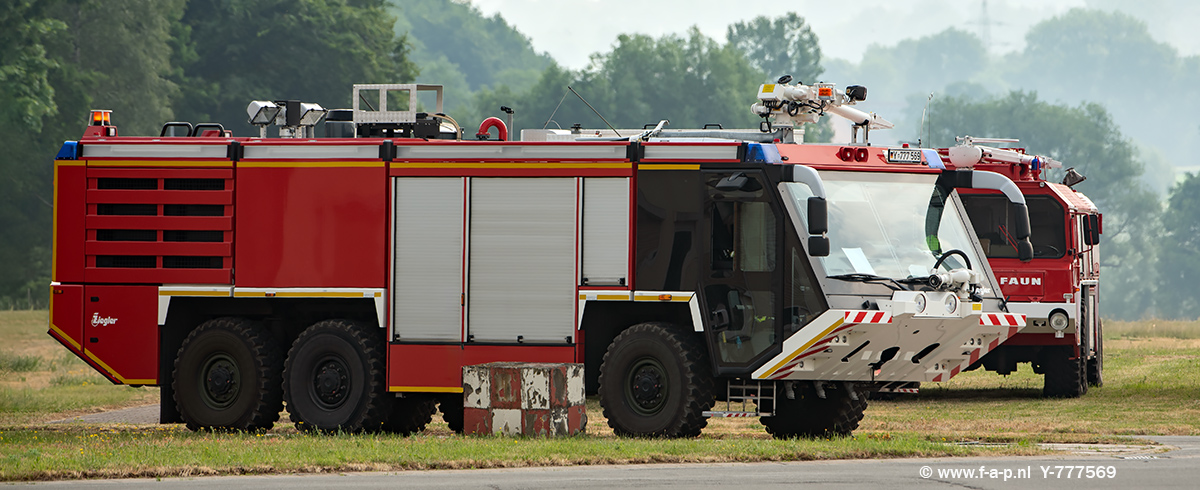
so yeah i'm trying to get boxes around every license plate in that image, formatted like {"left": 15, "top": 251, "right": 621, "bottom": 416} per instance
{"left": 886, "top": 148, "right": 922, "bottom": 164}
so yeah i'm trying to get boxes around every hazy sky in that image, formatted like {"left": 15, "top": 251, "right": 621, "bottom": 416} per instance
{"left": 471, "top": 0, "right": 1200, "bottom": 69}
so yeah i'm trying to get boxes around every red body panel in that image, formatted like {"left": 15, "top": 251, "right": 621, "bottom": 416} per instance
{"left": 48, "top": 284, "right": 84, "bottom": 354}
{"left": 387, "top": 344, "right": 576, "bottom": 391}
{"left": 53, "top": 162, "right": 87, "bottom": 283}
{"left": 82, "top": 285, "right": 159, "bottom": 384}
{"left": 235, "top": 165, "right": 387, "bottom": 287}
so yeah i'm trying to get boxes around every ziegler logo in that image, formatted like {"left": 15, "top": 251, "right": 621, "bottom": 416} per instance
{"left": 91, "top": 313, "right": 118, "bottom": 327}
{"left": 999, "top": 276, "right": 1042, "bottom": 286}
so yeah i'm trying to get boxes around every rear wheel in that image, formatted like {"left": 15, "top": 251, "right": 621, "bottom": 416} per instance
{"left": 384, "top": 394, "right": 437, "bottom": 435}
{"left": 1042, "top": 346, "right": 1087, "bottom": 398}
{"left": 598, "top": 322, "right": 714, "bottom": 438}
{"left": 173, "top": 317, "right": 283, "bottom": 432}
{"left": 283, "top": 319, "right": 391, "bottom": 433}
{"left": 761, "top": 383, "right": 867, "bottom": 439}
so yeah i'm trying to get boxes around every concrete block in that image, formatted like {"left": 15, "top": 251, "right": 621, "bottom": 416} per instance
{"left": 461, "top": 361, "right": 586, "bottom": 437}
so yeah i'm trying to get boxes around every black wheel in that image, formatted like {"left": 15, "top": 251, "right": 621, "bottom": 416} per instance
{"left": 283, "top": 319, "right": 391, "bottom": 433}
{"left": 438, "top": 394, "right": 464, "bottom": 433}
{"left": 1088, "top": 321, "right": 1104, "bottom": 387}
{"left": 1042, "top": 346, "right": 1087, "bottom": 398}
{"left": 384, "top": 394, "right": 437, "bottom": 435}
{"left": 598, "top": 322, "right": 714, "bottom": 438}
{"left": 172, "top": 317, "right": 283, "bottom": 432}
{"left": 761, "top": 383, "right": 867, "bottom": 439}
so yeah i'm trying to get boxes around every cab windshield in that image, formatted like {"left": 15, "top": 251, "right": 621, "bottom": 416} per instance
{"left": 785, "top": 171, "right": 982, "bottom": 280}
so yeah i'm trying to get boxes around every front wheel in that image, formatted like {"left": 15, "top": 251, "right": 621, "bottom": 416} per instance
{"left": 283, "top": 319, "right": 391, "bottom": 433}
{"left": 761, "top": 383, "right": 867, "bottom": 439}
{"left": 598, "top": 322, "right": 714, "bottom": 438}
{"left": 1087, "top": 322, "right": 1104, "bottom": 387}
{"left": 1042, "top": 346, "right": 1087, "bottom": 398}
{"left": 172, "top": 317, "right": 283, "bottom": 432}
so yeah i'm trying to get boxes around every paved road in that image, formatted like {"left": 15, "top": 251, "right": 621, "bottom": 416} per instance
{"left": 49, "top": 405, "right": 160, "bottom": 425}
{"left": 15, "top": 436, "right": 1200, "bottom": 489}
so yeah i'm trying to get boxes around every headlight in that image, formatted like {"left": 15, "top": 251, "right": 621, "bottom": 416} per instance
{"left": 1049, "top": 311, "right": 1069, "bottom": 331}
{"left": 944, "top": 294, "right": 958, "bottom": 314}
{"left": 914, "top": 294, "right": 927, "bottom": 314}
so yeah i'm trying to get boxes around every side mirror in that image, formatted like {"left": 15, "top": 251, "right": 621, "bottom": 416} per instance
{"left": 1083, "top": 214, "right": 1101, "bottom": 245}
{"left": 808, "top": 236, "right": 830, "bottom": 257}
{"left": 1012, "top": 203, "right": 1031, "bottom": 240}
{"left": 807, "top": 197, "right": 827, "bottom": 235}
{"left": 1018, "top": 238, "right": 1034, "bottom": 262}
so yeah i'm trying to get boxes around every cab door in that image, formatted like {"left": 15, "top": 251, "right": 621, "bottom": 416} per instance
{"left": 698, "top": 170, "right": 783, "bottom": 374}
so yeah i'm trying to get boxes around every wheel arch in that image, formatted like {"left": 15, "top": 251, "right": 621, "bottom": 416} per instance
{"left": 579, "top": 300, "right": 695, "bottom": 394}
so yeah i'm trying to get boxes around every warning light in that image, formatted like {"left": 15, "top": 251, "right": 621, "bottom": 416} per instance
{"left": 658, "top": 294, "right": 673, "bottom": 301}
{"left": 89, "top": 110, "right": 112, "bottom": 126}
{"left": 817, "top": 87, "right": 833, "bottom": 98}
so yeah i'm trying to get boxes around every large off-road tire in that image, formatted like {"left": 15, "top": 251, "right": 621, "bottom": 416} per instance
{"left": 1042, "top": 346, "right": 1087, "bottom": 398}
{"left": 383, "top": 394, "right": 437, "bottom": 436}
{"left": 598, "top": 322, "right": 714, "bottom": 438}
{"left": 173, "top": 317, "right": 283, "bottom": 432}
{"left": 438, "top": 394, "right": 464, "bottom": 434}
{"left": 760, "top": 383, "right": 867, "bottom": 439}
{"left": 283, "top": 319, "right": 391, "bottom": 433}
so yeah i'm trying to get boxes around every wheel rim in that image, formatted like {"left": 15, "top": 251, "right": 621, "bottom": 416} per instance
{"left": 311, "top": 354, "right": 351, "bottom": 410}
{"left": 200, "top": 353, "right": 240, "bottom": 409}
{"left": 625, "top": 357, "right": 668, "bottom": 416}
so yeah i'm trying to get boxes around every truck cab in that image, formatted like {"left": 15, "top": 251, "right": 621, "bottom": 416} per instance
{"left": 944, "top": 140, "right": 1102, "bottom": 397}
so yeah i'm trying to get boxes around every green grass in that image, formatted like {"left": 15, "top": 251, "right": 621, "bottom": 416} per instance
{"left": 0, "top": 426, "right": 1026, "bottom": 481}
{"left": 863, "top": 338, "right": 1200, "bottom": 437}
{"left": 1105, "top": 319, "right": 1200, "bottom": 339}
{"left": 1, "top": 311, "right": 1196, "bottom": 481}
{"left": 0, "top": 352, "right": 40, "bottom": 372}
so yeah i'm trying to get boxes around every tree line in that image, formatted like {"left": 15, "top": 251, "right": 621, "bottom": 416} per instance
{"left": 1, "top": 1, "right": 1193, "bottom": 320}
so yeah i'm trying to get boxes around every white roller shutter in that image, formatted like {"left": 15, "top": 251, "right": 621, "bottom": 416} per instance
{"left": 392, "top": 178, "right": 463, "bottom": 342}
{"left": 468, "top": 178, "right": 576, "bottom": 343}
{"left": 582, "top": 178, "right": 629, "bottom": 286}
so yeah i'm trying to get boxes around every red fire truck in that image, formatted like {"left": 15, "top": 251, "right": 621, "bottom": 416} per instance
{"left": 48, "top": 81, "right": 1028, "bottom": 438}
{"left": 941, "top": 138, "right": 1102, "bottom": 397}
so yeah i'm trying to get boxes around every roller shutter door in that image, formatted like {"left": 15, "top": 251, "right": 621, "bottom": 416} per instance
{"left": 392, "top": 177, "right": 463, "bottom": 342}
{"left": 468, "top": 178, "right": 576, "bottom": 343}
{"left": 582, "top": 178, "right": 629, "bottom": 286}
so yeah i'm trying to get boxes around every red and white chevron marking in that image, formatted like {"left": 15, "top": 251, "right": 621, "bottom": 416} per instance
{"left": 768, "top": 321, "right": 857, "bottom": 380}
{"left": 931, "top": 326, "right": 1022, "bottom": 382}
{"left": 979, "top": 313, "right": 1026, "bottom": 326}
{"left": 844, "top": 310, "right": 893, "bottom": 324}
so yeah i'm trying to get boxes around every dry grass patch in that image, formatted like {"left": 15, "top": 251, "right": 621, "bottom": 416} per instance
{"left": 0, "top": 311, "right": 157, "bottom": 425}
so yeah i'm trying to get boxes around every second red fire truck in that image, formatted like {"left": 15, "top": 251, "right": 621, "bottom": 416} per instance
{"left": 943, "top": 138, "right": 1102, "bottom": 397}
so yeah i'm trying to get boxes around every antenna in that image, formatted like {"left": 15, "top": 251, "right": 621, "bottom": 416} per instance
{"left": 568, "top": 86, "right": 621, "bottom": 137}
{"left": 542, "top": 88, "right": 571, "bottom": 130}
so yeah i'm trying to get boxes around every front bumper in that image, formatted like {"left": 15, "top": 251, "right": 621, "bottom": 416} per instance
{"left": 752, "top": 292, "right": 1025, "bottom": 383}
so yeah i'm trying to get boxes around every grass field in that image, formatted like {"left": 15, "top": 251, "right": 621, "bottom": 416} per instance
{"left": 1, "top": 311, "right": 1197, "bottom": 481}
